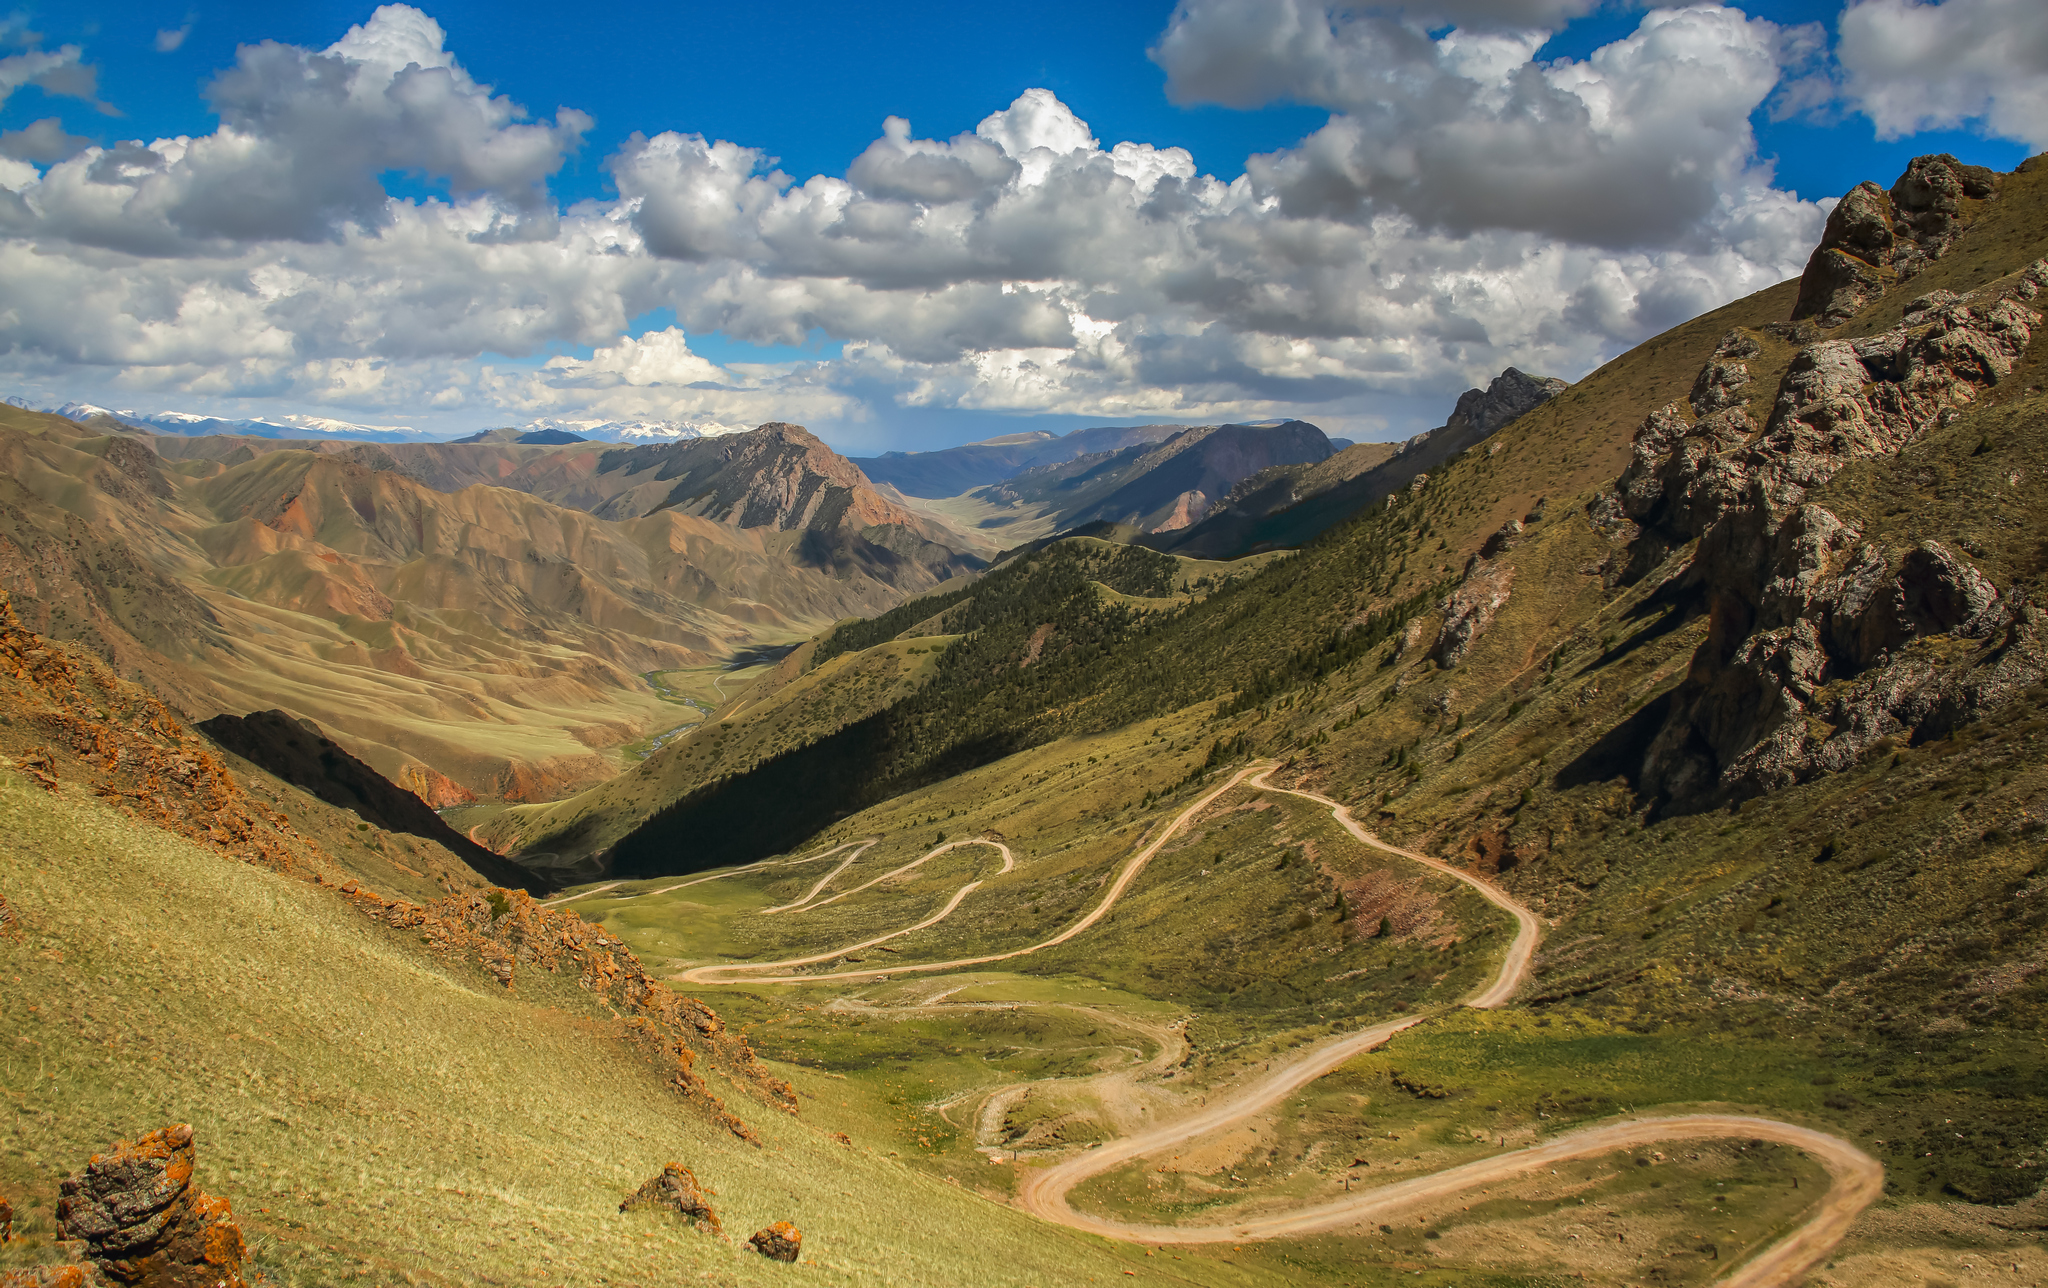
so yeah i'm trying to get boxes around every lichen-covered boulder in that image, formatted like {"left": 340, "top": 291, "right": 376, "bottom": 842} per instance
{"left": 55, "top": 1124, "right": 245, "bottom": 1288}
{"left": 748, "top": 1221, "right": 802, "bottom": 1262}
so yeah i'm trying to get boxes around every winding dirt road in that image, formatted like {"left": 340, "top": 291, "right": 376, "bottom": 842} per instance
{"left": 1019, "top": 1111, "right": 1881, "bottom": 1283}
{"left": 675, "top": 761, "right": 1882, "bottom": 1284}
{"left": 675, "top": 765, "right": 1265, "bottom": 986}
{"left": 760, "top": 840, "right": 878, "bottom": 914}
{"left": 679, "top": 837, "right": 1018, "bottom": 984}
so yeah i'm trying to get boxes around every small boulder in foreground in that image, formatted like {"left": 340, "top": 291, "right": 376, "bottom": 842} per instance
{"left": 619, "top": 1163, "right": 721, "bottom": 1235}
{"left": 54, "top": 1123, "right": 245, "bottom": 1288}
{"left": 748, "top": 1221, "right": 802, "bottom": 1262}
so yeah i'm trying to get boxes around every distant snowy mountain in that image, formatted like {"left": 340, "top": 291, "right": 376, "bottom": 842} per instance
{"left": 19, "top": 400, "right": 752, "bottom": 445}
{"left": 515, "top": 417, "right": 746, "bottom": 443}
{"left": 40, "top": 401, "right": 445, "bottom": 443}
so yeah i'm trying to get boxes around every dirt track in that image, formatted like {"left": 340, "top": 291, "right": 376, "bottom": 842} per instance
{"left": 678, "top": 837, "right": 1017, "bottom": 984}
{"left": 671, "top": 761, "right": 1882, "bottom": 1283}
{"left": 674, "top": 765, "right": 1264, "bottom": 986}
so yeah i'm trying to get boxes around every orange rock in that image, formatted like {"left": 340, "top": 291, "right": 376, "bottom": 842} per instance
{"left": 619, "top": 1164, "right": 721, "bottom": 1234}
{"left": 55, "top": 1124, "right": 247, "bottom": 1288}
{"left": 747, "top": 1221, "right": 802, "bottom": 1262}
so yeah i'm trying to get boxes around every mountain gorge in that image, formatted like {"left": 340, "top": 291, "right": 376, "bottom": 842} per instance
{"left": 3, "top": 150, "right": 2047, "bottom": 1288}
{"left": 492, "top": 152, "right": 2048, "bottom": 1280}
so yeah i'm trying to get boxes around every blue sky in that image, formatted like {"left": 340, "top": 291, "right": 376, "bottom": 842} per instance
{"left": 2, "top": 0, "right": 2042, "bottom": 451}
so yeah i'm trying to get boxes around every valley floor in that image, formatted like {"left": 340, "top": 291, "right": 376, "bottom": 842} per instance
{"left": 543, "top": 732, "right": 2041, "bottom": 1287}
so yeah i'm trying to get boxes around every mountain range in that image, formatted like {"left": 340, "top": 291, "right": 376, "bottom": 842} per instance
{"left": 13, "top": 399, "right": 741, "bottom": 445}
{"left": 0, "top": 410, "right": 980, "bottom": 802}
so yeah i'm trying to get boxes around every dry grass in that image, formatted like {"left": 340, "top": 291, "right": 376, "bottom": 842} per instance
{"left": 0, "top": 769, "right": 1254, "bottom": 1288}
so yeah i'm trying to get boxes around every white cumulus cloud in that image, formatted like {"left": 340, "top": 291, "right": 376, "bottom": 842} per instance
{"left": 1837, "top": 0, "right": 2048, "bottom": 150}
{"left": 0, "top": 2, "right": 1855, "bottom": 445}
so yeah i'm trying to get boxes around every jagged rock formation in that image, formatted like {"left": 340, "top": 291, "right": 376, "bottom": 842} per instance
{"left": 1793, "top": 153, "right": 2002, "bottom": 327}
{"left": 1431, "top": 560, "right": 1516, "bottom": 669}
{"left": 1606, "top": 215, "right": 2048, "bottom": 806}
{"left": 620, "top": 1164, "right": 721, "bottom": 1234}
{"left": 747, "top": 1222, "right": 802, "bottom": 1262}
{"left": 55, "top": 1124, "right": 247, "bottom": 1288}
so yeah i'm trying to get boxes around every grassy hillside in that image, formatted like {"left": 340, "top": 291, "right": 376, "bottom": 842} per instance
{"left": 0, "top": 772, "right": 1279, "bottom": 1288}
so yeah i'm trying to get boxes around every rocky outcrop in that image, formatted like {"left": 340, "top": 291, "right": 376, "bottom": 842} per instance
{"left": 1793, "top": 154, "right": 2001, "bottom": 326}
{"left": 620, "top": 1164, "right": 721, "bottom": 1234}
{"left": 1478, "top": 519, "right": 1523, "bottom": 560}
{"left": 349, "top": 885, "right": 797, "bottom": 1137}
{"left": 55, "top": 1125, "right": 246, "bottom": 1288}
{"left": 1432, "top": 560, "right": 1515, "bottom": 669}
{"left": 1148, "top": 489, "right": 1211, "bottom": 533}
{"left": 1443, "top": 368, "right": 1570, "bottom": 442}
{"left": 1605, "top": 231, "right": 2048, "bottom": 806}
{"left": 747, "top": 1222, "right": 802, "bottom": 1262}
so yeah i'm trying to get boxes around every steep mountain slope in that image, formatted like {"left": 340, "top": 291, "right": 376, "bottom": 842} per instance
{"left": 933, "top": 420, "right": 1336, "bottom": 551}
{"left": 851, "top": 422, "right": 1191, "bottom": 497}
{"left": 0, "top": 416, "right": 978, "bottom": 801}
{"left": 197, "top": 708, "right": 543, "bottom": 890}
{"left": 1153, "top": 368, "right": 1567, "bottom": 559}
{"left": 534, "top": 153, "right": 2048, "bottom": 1279}
{"left": 0, "top": 589, "right": 1200, "bottom": 1288}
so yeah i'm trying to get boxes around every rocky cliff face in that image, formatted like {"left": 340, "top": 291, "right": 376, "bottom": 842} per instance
{"left": 1438, "top": 368, "right": 1570, "bottom": 445}
{"left": 1596, "top": 164, "right": 2048, "bottom": 809}
{"left": 1793, "top": 153, "right": 2003, "bottom": 327}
